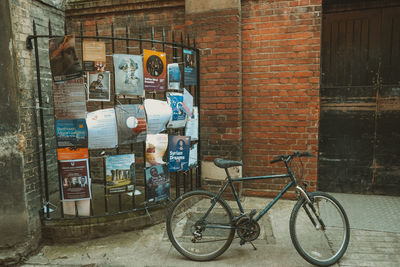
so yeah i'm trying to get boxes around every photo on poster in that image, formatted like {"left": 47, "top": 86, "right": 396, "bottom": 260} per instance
{"left": 56, "top": 119, "right": 88, "bottom": 148}
{"left": 60, "top": 159, "right": 91, "bottom": 201}
{"left": 144, "top": 99, "right": 172, "bottom": 134}
{"left": 167, "top": 92, "right": 186, "bottom": 128}
{"left": 53, "top": 78, "right": 87, "bottom": 119}
{"left": 82, "top": 40, "right": 106, "bottom": 71}
{"left": 49, "top": 35, "right": 82, "bottom": 82}
{"left": 145, "top": 164, "right": 169, "bottom": 202}
{"left": 146, "top": 134, "right": 168, "bottom": 167}
{"left": 183, "top": 49, "right": 197, "bottom": 86}
{"left": 168, "top": 135, "right": 191, "bottom": 172}
{"left": 115, "top": 104, "right": 147, "bottom": 145}
{"left": 87, "top": 71, "right": 110, "bottom": 101}
{"left": 86, "top": 108, "right": 118, "bottom": 149}
{"left": 57, "top": 147, "right": 89, "bottom": 160}
{"left": 168, "top": 63, "right": 181, "bottom": 90}
{"left": 113, "top": 54, "right": 144, "bottom": 96}
{"left": 185, "top": 106, "right": 198, "bottom": 141}
{"left": 106, "top": 154, "right": 135, "bottom": 194}
{"left": 143, "top": 49, "right": 166, "bottom": 91}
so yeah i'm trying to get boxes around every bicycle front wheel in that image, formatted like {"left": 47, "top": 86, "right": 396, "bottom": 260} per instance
{"left": 166, "top": 190, "right": 235, "bottom": 261}
{"left": 290, "top": 191, "right": 350, "bottom": 266}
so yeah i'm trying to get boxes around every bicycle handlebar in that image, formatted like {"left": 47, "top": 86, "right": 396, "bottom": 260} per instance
{"left": 269, "top": 151, "right": 314, "bottom": 164}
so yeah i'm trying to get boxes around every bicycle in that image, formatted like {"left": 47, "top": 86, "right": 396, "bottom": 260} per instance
{"left": 166, "top": 151, "right": 350, "bottom": 266}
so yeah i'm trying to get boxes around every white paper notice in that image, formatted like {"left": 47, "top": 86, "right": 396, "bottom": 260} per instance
{"left": 182, "top": 88, "right": 193, "bottom": 117}
{"left": 189, "top": 143, "right": 198, "bottom": 168}
{"left": 144, "top": 99, "right": 172, "bottom": 134}
{"left": 185, "top": 106, "right": 198, "bottom": 141}
{"left": 86, "top": 108, "right": 118, "bottom": 149}
{"left": 146, "top": 134, "right": 168, "bottom": 167}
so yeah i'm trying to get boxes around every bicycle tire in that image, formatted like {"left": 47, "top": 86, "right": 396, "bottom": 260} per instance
{"left": 166, "top": 190, "right": 235, "bottom": 261}
{"left": 289, "top": 191, "right": 350, "bottom": 266}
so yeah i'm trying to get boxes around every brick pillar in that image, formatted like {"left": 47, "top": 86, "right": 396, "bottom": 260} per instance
{"left": 185, "top": 0, "right": 243, "bottom": 188}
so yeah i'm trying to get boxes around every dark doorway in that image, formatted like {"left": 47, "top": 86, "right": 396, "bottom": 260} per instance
{"left": 319, "top": 1, "right": 400, "bottom": 195}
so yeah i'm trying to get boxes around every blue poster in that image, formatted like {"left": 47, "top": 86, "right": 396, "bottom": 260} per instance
{"left": 55, "top": 119, "right": 88, "bottom": 148}
{"left": 183, "top": 49, "right": 197, "bottom": 86}
{"left": 167, "top": 93, "right": 186, "bottom": 128}
{"left": 168, "top": 135, "right": 191, "bottom": 172}
{"left": 145, "top": 164, "right": 169, "bottom": 202}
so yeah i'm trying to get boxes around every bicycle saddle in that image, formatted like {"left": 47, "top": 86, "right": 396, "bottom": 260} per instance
{"left": 214, "top": 158, "right": 243, "bottom": 169}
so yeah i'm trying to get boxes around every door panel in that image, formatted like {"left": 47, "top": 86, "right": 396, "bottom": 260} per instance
{"left": 319, "top": 5, "right": 400, "bottom": 195}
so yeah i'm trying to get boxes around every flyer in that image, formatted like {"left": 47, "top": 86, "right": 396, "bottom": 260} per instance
{"left": 53, "top": 77, "right": 87, "bottom": 119}
{"left": 143, "top": 49, "right": 167, "bottom": 91}
{"left": 115, "top": 104, "right": 147, "bottom": 145}
{"left": 113, "top": 54, "right": 144, "bottom": 96}
{"left": 167, "top": 92, "right": 186, "bottom": 128}
{"left": 168, "top": 63, "right": 181, "bottom": 90}
{"left": 62, "top": 199, "right": 91, "bottom": 216}
{"left": 82, "top": 40, "right": 106, "bottom": 71}
{"left": 182, "top": 88, "right": 194, "bottom": 117}
{"left": 145, "top": 164, "right": 169, "bottom": 202}
{"left": 49, "top": 35, "right": 82, "bottom": 82}
{"left": 146, "top": 134, "right": 168, "bottom": 167}
{"left": 144, "top": 99, "right": 172, "bottom": 134}
{"left": 57, "top": 147, "right": 89, "bottom": 160}
{"left": 168, "top": 135, "right": 191, "bottom": 172}
{"left": 55, "top": 119, "right": 88, "bottom": 148}
{"left": 87, "top": 71, "right": 111, "bottom": 101}
{"left": 189, "top": 143, "right": 198, "bottom": 168}
{"left": 60, "top": 159, "right": 91, "bottom": 201}
{"left": 183, "top": 48, "right": 197, "bottom": 86}
{"left": 86, "top": 108, "right": 118, "bottom": 149}
{"left": 185, "top": 106, "right": 198, "bottom": 141}
{"left": 105, "top": 154, "right": 135, "bottom": 194}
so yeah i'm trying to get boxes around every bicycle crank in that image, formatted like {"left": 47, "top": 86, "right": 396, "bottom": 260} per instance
{"left": 236, "top": 217, "right": 260, "bottom": 243}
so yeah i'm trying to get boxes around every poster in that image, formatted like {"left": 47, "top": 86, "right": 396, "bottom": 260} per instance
{"left": 105, "top": 154, "right": 135, "bottom": 194}
{"left": 115, "top": 104, "right": 147, "bottom": 145}
{"left": 62, "top": 200, "right": 91, "bottom": 216}
{"left": 183, "top": 49, "right": 197, "bottom": 86}
{"left": 144, "top": 99, "right": 172, "bottom": 134}
{"left": 143, "top": 49, "right": 166, "bottom": 91}
{"left": 167, "top": 92, "right": 186, "bottom": 128}
{"left": 60, "top": 159, "right": 91, "bottom": 201}
{"left": 53, "top": 78, "right": 87, "bottom": 119}
{"left": 145, "top": 164, "right": 169, "bottom": 202}
{"left": 183, "top": 88, "right": 194, "bottom": 117}
{"left": 86, "top": 108, "right": 118, "bottom": 149}
{"left": 185, "top": 106, "right": 198, "bottom": 141}
{"left": 55, "top": 119, "right": 88, "bottom": 147}
{"left": 49, "top": 35, "right": 82, "bottom": 82}
{"left": 168, "top": 135, "right": 191, "bottom": 172}
{"left": 146, "top": 134, "right": 168, "bottom": 167}
{"left": 168, "top": 63, "right": 181, "bottom": 90}
{"left": 113, "top": 54, "right": 144, "bottom": 96}
{"left": 189, "top": 143, "right": 198, "bottom": 168}
{"left": 87, "top": 71, "right": 111, "bottom": 101}
{"left": 82, "top": 40, "right": 106, "bottom": 71}
{"left": 57, "top": 147, "right": 89, "bottom": 160}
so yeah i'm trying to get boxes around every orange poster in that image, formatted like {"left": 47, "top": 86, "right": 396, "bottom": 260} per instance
{"left": 57, "top": 147, "right": 89, "bottom": 160}
{"left": 143, "top": 49, "right": 166, "bottom": 91}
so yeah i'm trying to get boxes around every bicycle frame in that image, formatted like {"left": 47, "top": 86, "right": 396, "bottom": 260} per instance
{"left": 200, "top": 159, "right": 308, "bottom": 229}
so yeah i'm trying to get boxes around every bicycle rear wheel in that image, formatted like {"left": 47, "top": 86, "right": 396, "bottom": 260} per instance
{"left": 290, "top": 191, "right": 350, "bottom": 266}
{"left": 166, "top": 190, "right": 235, "bottom": 261}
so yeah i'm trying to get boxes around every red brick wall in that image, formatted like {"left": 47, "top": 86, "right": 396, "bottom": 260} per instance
{"left": 185, "top": 9, "right": 243, "bottom": 161}
{"left": 241, "top": 0, "right": 321, "bottom": 197}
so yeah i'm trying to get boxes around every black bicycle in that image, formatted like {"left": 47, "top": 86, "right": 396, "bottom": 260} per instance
{"left": 166, "top": 151, "right": 350, "bottom": 266}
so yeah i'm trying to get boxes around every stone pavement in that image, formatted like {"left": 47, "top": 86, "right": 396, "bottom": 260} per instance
{"left": 22, "top": 193, "right": 400, "bottom": 267}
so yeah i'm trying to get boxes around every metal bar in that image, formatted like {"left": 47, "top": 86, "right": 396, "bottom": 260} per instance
{"left": 151, "top": 26, "right": 155, "bottom": 50}
{"left": 26, "top": 35, "right": 199, "bottom": 51}
{"left": 103, "top": 157, "right": 108, "bottom": 214}
{"left": 231, "top": 174, "right": 290, "bottom": 182}
{"left": 195, "top": 39, "right": 201, "bottom": 189}
{"left": 33, "top": 20, "right": 51, "bottom": 219}
{"left": 254, "top": 181, "right": 294, "bottom": 222}
{"left": 162, "top": 28, "right": 166, "bottom": 52}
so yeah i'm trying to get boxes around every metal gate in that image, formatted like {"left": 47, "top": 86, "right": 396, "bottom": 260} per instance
{"left": 319, "top": 2, "right": 400, "bottom": 195}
